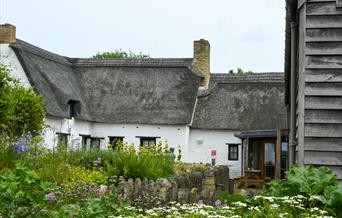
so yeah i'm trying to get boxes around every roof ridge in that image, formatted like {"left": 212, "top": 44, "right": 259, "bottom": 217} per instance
{"left": 11, "top": 39, "right": 72, "bottom": 66}
{"left": 209, "top": 73, "right": 284, "bottom": 84}
{"left": 72, "top": 58, "right": 193, "bottom": 67}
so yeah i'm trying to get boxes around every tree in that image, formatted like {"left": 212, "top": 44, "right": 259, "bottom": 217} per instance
{"left": 92, "top": 49, "right": 150, "bottom": 59}
{"left": 228, "top": 68, "right": 253, "bottom": 74}
{"left": 0, "top": 63, "right": 45, "bottom": 138}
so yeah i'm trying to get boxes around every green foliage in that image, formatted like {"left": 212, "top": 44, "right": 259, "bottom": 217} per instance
{"left": 64, "top": 148, "right": 119, "bottom": 169}
{"left": 0, "top": 162, "right": 53, "bottom": 217}
{"left": 177, "top": 145, "right": 182, "bottom": 161}
{"left": 0, "top": 63, "right": 45, "bottom": 138}
{"left": 105, "top": 142, "right": 174, "bottom": 180}
{"left": 228, "top": 67, "right": 253, "bottom": 74}
{"left": 218, "top": 192, "right": 247, "bottom": 204}
{"left": 62, "top": 166, "right": 106, "bottom": 188}
{"left": 174, "top": 162, "right": 208, "bottom": 174}
{"left": 263, "top": 165, "right": 341, "bottom": 217}
{"left": 93, "top": 50, "right": 150, "bottom": 59}
{"left": 264, "top": 165, "right": 337, "bottom": 197}
{"left": 321, "top": 183, "right": 342, "bottom": 217}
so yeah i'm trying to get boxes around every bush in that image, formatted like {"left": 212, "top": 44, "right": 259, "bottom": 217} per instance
{"left": 263, "top": 165, "right": 337, "bottom": 197}
{"left": 0, "top": 63, "right": 45, "bottom": 138}
{"left": 105, "top": 142, "right": 174, "bottom": 180}
{"left": 0, "top": 162, "right": 55, "bottom": 217}
{"left": 174, "top": 162, "right": 208, "bottom": 174}
{"left": 263, "top": 165, "right": 341, "bottom": 217}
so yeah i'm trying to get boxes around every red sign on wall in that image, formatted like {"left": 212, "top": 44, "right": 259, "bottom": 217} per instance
{"left": 211, "top": 149, "right": 217, "bottom": 157}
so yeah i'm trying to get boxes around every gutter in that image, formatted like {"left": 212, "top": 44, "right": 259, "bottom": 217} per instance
{"left": 289, "top": 21, "right": 298, "bottom": 168}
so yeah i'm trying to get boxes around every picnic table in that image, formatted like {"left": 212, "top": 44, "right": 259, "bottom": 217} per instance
{"left": 238, "top": 169, "right": 264, "bottom": 187}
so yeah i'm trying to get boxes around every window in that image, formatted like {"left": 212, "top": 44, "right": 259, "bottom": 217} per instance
{"left": 90, "top": 138, "right": 101, "bottom": 149}
{"left": 80, "top": 134, "right": 91, "bottom": 150}
{"left": 140, "top": 137, "right": 157, "bottom": 147}
{"left": 228, "top": 144, "right": 239, "bottom": 161}
{"left": 68, "top": 100, "right": 79, "bottom": 119}
{"left": 109, "top": 136, "right": 124, "bottom": 149}
{"left": 80, "top": 135, "right": 103, "bottom": 149}
{"left": 57, "top": 133, "right": 69, "bottom": 150}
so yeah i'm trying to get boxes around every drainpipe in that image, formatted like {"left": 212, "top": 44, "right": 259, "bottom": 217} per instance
{"left": 289, "top": 22, "right": 297, "bottom": 168}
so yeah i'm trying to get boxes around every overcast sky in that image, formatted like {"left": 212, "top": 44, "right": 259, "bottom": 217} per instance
{"left": 0, "top": 0, "right": 285, "bottom": 73}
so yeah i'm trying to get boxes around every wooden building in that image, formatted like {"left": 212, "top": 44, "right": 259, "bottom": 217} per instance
{"left": 285, "top": 0, "right": 342, "bottom": 181}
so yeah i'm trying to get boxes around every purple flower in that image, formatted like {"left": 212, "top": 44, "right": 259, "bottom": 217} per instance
{"left": 214, "top": 199, "right": 222, "bottom": 207}
{"left": 98, "top": 185, "right": 107, "bottom": 195}
{"left": 45, "top": 192, "right": 56, "bottom": 202}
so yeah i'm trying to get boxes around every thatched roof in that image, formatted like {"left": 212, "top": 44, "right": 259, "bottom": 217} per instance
{"left": 191, "top": 73, "right": 287, "bottom": 130}
{"left": 11, "top": 39, "right": 201, "bottom": 125}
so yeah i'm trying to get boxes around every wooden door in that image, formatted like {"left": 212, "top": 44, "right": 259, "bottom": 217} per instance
{"left": 255, "top": 138, "right": 276, "bottom": 179}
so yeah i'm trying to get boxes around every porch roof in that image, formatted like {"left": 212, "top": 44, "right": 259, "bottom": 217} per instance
{"left": 235, "top": 129, "right": 288, "bottom": 139}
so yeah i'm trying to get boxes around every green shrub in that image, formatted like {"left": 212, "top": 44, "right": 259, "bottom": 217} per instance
{"left": 0, "top": 63, "right": 45, "bottom": 138}
{"left": 64, "top": 148, "right": 119, "bottom": 169}
{"left": 105, "top": 143, "right": 174, "bottom": 180}
{"left": 264, "top": 165, "right": 337, "bottom": 197}
{"left": 263, "top": 165, "right": 341, "bottom": 217}
{"left": 62, "top": 166, "right": 106, "bottom": 188}
{"left": 0, "top": 162, "right": 55, "bottom": 217}
{"left": 218, "top": 192, "right": 247, "bottom": 204}
{"left": 174, "top": 162, "right": 208, "bottom": 174}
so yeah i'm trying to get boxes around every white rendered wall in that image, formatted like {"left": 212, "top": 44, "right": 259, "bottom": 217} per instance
{"left": 0, "top": 44, "right": 31, "bottom": 88}
{"left": 188, "top": 129, "right": 242, "bottom": 178}
{"left": 44, "top": 115, "right": 188, "bottom": 157}
{"left": 44, "top": 116, "right": 92, "bottom": 149}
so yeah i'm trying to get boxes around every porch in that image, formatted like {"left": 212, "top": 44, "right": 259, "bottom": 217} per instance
{"left": 236, "top": 129, "right": 288, "bottom": 186}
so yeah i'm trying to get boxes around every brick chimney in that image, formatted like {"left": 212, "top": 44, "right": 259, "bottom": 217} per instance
{"left": 192, "top": 39, "right": 210, "bottom": 88}
{"left": 0, "top": 23, "right": 16, "bottom": 44}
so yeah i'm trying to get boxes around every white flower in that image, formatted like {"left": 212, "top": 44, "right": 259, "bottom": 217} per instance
{"left": 271, "top": 204, "right": 280, "bottom": 208}
{"left": 232, "top": 201, "right": 247, "bottom": 207}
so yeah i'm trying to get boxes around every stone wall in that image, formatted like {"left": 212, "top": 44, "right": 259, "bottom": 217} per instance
{"left": 117, "top": 165, "right": 232, "bottom": 205}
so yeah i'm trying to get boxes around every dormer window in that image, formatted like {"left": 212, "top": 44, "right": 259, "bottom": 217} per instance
{"left": 68, "top": 100, "right": 79, "bottom": 119}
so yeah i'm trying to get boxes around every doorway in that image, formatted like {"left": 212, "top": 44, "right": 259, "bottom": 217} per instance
{"left": 248, "top": 138, "right": 276, "bottom": 179}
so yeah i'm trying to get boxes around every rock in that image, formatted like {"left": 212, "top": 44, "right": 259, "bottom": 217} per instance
{"left": 178, "top": 188, "right": 190, "bottom": 204}
{"left": 189, "top": 187, "right": 200, "bottom": 203}
{"left": 156, "top": 178, "right": 172, "bottom": 203}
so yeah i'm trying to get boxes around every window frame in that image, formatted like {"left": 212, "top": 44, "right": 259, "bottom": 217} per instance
{"left": 56, "top": 132, "right": 69, "bottom": 150}
{"left": 139, "top": 137, "right": 157, "bottom": 147}
{"left": 227, "top": 143, "right": 239, "bottom": 161}
{"left": 108, "top": 136, "right": 124, "bottom": 149}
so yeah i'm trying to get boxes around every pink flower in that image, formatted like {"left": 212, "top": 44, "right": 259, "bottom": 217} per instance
{"left": 214, "top": 199, "right": 222, "bottom": 207}
{"left": 98, "top": 185, "right": 107, "bottom": 195}
{"left": 45, "top": 192, "right": 56, "bottom": 202}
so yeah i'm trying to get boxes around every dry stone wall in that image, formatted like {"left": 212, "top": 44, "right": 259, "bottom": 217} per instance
{"left": 117, "top": 165, "right": 231, "bottom": 205}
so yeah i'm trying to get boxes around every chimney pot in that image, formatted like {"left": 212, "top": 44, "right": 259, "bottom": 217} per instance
{"left": 0, "top": 23, "right": 16, "bottom": 44}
